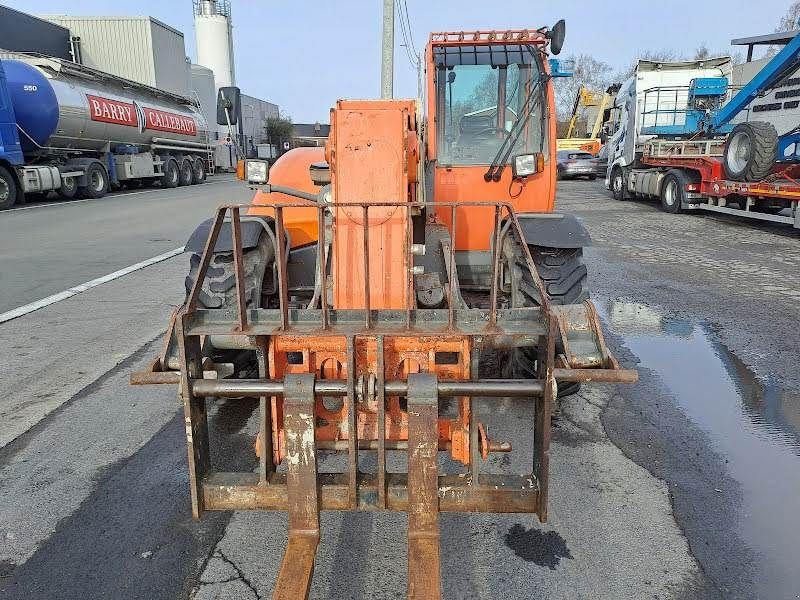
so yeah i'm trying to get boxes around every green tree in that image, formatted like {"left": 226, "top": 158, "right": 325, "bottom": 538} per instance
{"left": 266, "top": 115, "right": 293, "bottom": 151}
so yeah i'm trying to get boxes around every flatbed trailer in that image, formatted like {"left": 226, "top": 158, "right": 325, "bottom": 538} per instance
{"left": 614, "top": 139, "right": 800, "bottom": 229}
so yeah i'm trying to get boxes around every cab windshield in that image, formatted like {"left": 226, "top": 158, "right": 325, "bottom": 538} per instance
{"left": 434, "top": 44, "right": 546, "bottom": 166}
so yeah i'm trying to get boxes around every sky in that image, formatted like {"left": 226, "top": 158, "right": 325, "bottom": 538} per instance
{"left": 4, "top": 0, "right": 794, "bottom": 122}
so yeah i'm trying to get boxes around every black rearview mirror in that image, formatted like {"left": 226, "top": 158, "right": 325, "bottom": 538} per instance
{"left": 448, "top": 71, "right": 456, "bottom": 84}
{"left": 548, "top": 19, "right": 566, "bottom": 56}
{"left": 216, "top": 86, "right": 241, "bottom": 126}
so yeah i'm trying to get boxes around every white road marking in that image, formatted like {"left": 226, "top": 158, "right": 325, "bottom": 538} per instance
{"left": 5, "top": 178, "right": 235, "bottom": 213}
{"left": 0, "top": 247, "right": 185, "bottom": 324}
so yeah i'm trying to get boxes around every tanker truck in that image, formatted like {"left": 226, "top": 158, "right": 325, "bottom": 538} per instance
{"left": 0, "top": 53, "right": 213, "bottom": 209}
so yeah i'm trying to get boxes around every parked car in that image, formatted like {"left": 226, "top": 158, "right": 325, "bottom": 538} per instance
{"left": 556, "top": 150, "right": 598, "bottom": 180}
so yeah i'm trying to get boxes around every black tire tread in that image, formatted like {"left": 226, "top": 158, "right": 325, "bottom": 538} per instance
{"left": 0, "top": 165, "right": 18, "bottom": 210}
{"left": 507, "top": 243, "right": 588, "bottom": 398}
{"left": 724, "top": 122, "right": 778, "bottom": 182}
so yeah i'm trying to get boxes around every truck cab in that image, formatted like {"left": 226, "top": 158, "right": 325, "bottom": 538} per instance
{"left": 0, "top": 60, "right": 24, "bottom": 209}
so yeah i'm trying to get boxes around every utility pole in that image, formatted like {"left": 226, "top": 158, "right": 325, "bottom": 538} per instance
{"left": 381, "top": 0, "right": 394, "bottom": 98}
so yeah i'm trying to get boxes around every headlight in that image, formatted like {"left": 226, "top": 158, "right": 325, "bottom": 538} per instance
{"left": 245, "top": 159, "right": 269, "bottom": 184}
{"left": 512, "top": 153, "right": 544, "bottom": 178}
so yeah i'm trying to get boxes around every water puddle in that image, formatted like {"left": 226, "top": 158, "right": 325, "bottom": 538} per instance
{"left": 605, "top": 301, "right": 800, "bottom": 598}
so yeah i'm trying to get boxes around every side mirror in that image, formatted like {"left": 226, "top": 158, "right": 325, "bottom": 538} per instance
{"left": 217, "top": 86, "right": 241, "bottom": 126}
{"left": 547, "top": 19, "right": 566, "bottom": 56}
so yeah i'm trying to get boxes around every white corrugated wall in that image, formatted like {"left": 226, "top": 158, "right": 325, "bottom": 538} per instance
{"left": 39, "top": 16, "right": 188, "bottom": 97}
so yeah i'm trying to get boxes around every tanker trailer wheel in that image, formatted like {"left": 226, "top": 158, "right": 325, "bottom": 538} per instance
{"left": 161, "top": 159, "right": 180, "bottom": 188}
{"left": 58, "top": 175, "right": 78, "bottom": 199}
{"left": 76, "top": 163, "right": 109, "bottom": 199}
{"left": 191, "top": 158, "right": 206, "bottom": 184}
{"left": 502, "top": 238, "right": 588, "bottom": 398}
{"left": 0, "top": 166, "right": 19, "bottom": 210}
{"left": 723, "top": 122, "right": 778, "bottom": 181}
{"left": 178, "top": 158, "right": 194, "bottom": 186}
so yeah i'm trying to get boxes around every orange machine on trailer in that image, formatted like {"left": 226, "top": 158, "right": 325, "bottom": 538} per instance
{"left": 133, "top": 21, "right": 636, "bottom": 599}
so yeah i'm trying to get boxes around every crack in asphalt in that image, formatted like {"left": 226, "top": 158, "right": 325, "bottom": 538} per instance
{"left": 205, "top": 550, "right": 261, "bottom": 599}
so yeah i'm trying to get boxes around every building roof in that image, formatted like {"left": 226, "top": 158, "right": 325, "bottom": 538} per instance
{"left": 731, "top": 30, "right": 799, "bottom": 46}
{"left": 293, "top": 123, "right": 331, "bottom": 138}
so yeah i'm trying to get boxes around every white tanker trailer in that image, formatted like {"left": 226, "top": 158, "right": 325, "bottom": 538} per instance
{"left": 0, "top": 53, "right": 213, "bottom": 209}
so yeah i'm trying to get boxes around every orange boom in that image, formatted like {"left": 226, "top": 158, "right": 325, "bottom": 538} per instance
{"left": 133, "top": 20, "right": 636, "bottom": 599}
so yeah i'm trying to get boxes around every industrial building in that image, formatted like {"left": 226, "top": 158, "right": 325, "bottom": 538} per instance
{"left": 40, "top": 15, "right": 190, "bottom": 97}
{"left": 0, "top": 5, "right": 73, "bottom": 60}
{"left": 292, "top": 123, "right": 331, "bottom": 147}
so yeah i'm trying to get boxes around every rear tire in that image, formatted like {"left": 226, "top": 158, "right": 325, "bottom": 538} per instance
{"left": 660, "top": 171, "right": 685, "bottom": 214}
{"left": 161, "top": 159, "right": 180, "bottom": 188}
{"left": 0, "top": 165, "right": 19, "bottom": 210}
{"left": 723, "top": 122, "right": 778, "bottom": 181}
{"left": 191, "top": 158, "right": 206, "bottom": 184}
{"left": 179, "top": 158, "right": 194, "bottom": 186}
{"left": 76, "top": 163, "right": 109, "bottom": 199}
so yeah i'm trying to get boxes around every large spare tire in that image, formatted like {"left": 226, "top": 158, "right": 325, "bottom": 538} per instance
{"left": 723, "top": 122, "right": 778, "bottom": 182}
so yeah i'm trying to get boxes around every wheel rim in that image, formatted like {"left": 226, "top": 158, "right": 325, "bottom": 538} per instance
{"left": 664, "top": 180, "right": 677, "bottom": 206}
{"left": 171, "top": 165, "right": 178, "bottom": 184}
{"left": 183, "top": 163, "right": 192, "bottom": 180}
{"left": 613, "top": 172, "right": 623, "bottom": 193}
{"left": 91, "top": 170, "right": 104, "bottom": 192}
{"left": 728, "top": 131, "right": 752, "bottom": 173}
{"left": 63, "top": 177, "right": 75, "bottom": 192}
{"left": 0, "top": 178, "right": 9, "bottom": 202}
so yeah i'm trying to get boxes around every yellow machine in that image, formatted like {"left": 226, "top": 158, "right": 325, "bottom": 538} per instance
{"left": 557, "top": 84, "right": 618, "bottom": 154}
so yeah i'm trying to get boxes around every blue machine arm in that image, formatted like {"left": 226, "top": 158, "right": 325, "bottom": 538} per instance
{"left": 710, "top": 31, "right": 800, "bottom": 131}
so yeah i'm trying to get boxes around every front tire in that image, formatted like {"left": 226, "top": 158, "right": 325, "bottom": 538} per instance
{"left": 504, "top": 242, "right": 589, "bottom": 398}
{"left": 184, "top": 234, "right": 274, "bottom": 373}
{"left": 0, "top": 165, "right": 19, "bottom": 210}
{"left": 611, "top": 166, "right": 627, "bottom": 200}
{"left": 723, "top": 122, "right": 777, "bottom": 181}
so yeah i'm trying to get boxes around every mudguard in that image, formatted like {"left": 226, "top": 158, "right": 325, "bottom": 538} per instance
{"left": 516, "top": 213, "right": 591, "bottom": 249}
{"left": 185, "top": 215, "right": 273, "bottom": 254}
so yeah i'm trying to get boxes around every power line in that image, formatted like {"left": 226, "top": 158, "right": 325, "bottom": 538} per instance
{"left": 395, "top": 0, "right": 419, "bottom": 68}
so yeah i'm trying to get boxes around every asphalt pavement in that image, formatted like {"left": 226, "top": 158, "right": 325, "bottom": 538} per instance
{"left": 0, "top": 179, "right": 798, "bottom": 599}
{"left": 0, "top": 175, "right": 251, "bottom": 314}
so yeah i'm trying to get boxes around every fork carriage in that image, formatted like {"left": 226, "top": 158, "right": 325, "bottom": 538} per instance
{"left": 133, "top": 197, "right": 635, "bottom": 599}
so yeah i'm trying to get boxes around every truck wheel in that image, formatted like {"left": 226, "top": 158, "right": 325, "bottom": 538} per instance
{"left": 58, "top": 176, "right": 78, "bottom": 199}
{"left": 660, "top": 171, "right": 685, "bottom": 214}
{"left": 723, "top": 122, "right": 778, "bottom": 181}
{"left": 0, "top": 165, "right": 19, "bottom": 210}
{"left": 161, "top": 159, "right": 180, "bottom": 188}
{"left": 503, "top": 239, "right": 588, "bottom": 398}
{"left": 178, "top": 159, "right": 194, "bottom": 186}
{"left": 191, "top": 158, "right": 206, "bottom": 184}
{"left": 610, "top": 166, "right": 628, "bottom": 200}
{"left": 77, "top": 163, "right": 109, "bottom": 199}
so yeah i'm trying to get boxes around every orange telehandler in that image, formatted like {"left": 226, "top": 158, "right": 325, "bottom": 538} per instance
{"left": 132, "top": 20, "right": 636, "bottom": 599}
